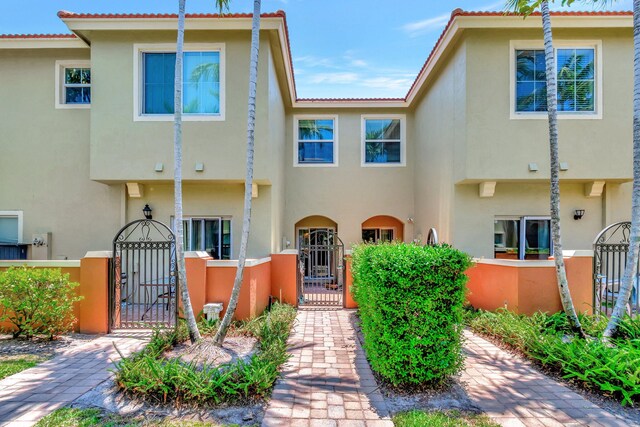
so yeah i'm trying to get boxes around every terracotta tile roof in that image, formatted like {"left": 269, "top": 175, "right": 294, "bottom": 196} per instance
{"left": 0, "top": 33, "right": 77, "bottom": 39}
{"left": 56, "top": 10, "right": 286, "bottom": 19}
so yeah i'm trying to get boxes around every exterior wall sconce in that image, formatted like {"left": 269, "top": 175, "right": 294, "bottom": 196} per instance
{"left": 574, "top": 209, "right": 585, "bottom": 220}
{"left": 143, "top": 204, "right": 153, "bottom": 220}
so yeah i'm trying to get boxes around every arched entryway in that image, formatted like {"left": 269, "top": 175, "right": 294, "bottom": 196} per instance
{"left": 294, "top": 216, "right": 344, "bottom": 306}
{"left": 361, "top": 215, "right": 404, "bottom": 243}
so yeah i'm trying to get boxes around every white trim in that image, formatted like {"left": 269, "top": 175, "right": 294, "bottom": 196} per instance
{"left": 133, "top": 43, "right": 226, "bottom": 122}
{"left": 0, "top": 211, "right": 23, "bottom": 244}
{"left": 0, "top": 260, "right": 81, "bottom": 267}
{"left": 207, "top": 257, "right": 271, "bottom": 268}
{"left": 509, "top": 40, "right": 603, "bottom": 120}
{"left": 293, "top": 115, "right": 339, "bottom": 168}
{"left": 360, "top": 114, "right": 407, "bottom": 167}
{"left": 54, "top": 60, "right": 91, "bottom": 109}
{"left": 278, "top": 249, "right": 298, "bottom": 255}
{"left": 63, "top": 16, "right": 284, "bottom": 32}
{"left": 0, "top": 38, "right": 88, "bottom": 49}
{"left": 84, "top": 250, "right": 113, "bottom": 258}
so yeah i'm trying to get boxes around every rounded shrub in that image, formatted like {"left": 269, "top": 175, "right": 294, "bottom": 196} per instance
{"left": 352, "top": 242, "right": 471, "bottom": 386}
{"left": 0, "top": 266, "right": 82, "bottom": 340}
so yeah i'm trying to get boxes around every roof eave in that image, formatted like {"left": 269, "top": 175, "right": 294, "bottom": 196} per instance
{"left": 0, "top": 37, "right": 87, "bottom": 49}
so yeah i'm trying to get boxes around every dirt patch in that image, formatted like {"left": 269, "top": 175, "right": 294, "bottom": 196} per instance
{"left": 164, "top": 336, "right": 258, "bottom": 369}
{"left": 0, "top": 333, "right": 96, "bottom": 358}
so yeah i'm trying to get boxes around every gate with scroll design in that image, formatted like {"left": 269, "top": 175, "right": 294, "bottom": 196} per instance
{"left": 593, "top": 221, "right": 639, "bottom": 317}
{"left": 297, "top": 229, "right": 345, "bottom": 306}
{"left": 110, "top": 219, "right": 178, "bottom": 330}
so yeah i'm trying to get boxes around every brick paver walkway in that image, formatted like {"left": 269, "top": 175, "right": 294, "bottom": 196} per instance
{"left": 462, "top": 330, "right": 635, "bottom": 427}
{"left": 0, "top": 332, "right": 148, "bottom": 427}
{"left": 262, "top": 308, "right": 393, "bottom": 427}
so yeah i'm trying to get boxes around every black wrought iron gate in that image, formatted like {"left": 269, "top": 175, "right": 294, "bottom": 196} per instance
{"left": 298, "top": 229, "right": 345, "bottom": 306}
{"left": 593, "top": 221, "right": 639, "bottom": 317}
{"left": 110, "top": 219, "right": 178, "bottom": 330}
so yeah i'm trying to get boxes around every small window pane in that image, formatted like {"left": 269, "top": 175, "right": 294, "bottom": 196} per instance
{"left": 524, "top": 219, "right": 551, "bottom": 260}
{"left": 183, "top": 51, "right": 220, "bottom": 114}
{"left": 65, "top": 68, "right": 82, "bottom": 84}
{"left": 65, "top": 87, "right": 91, "bottom": 104}
{"left": 516, "top": 82, "right": 535, "bottom": 112}
{"left": 221, "top": 219, "right": 231, "bottom": 260}
{"left": 494, "top": 219, "right": 519, "bottom": 259}
{"left": 143, "top": 53, "right": 176, "bottom": 114}
{"left": 380, "top": 229, "right": 394, "bottom": 242}
{"left": 534, "top": 51, "right": 546, "bottom": 80}
{"left": 365, "top": 119, "right": 400, "bottom": 140}
{"left": 516, "top": 50, "right": 535, "bottom": 81}
{"left": 575, "top": 49, "right": 595, "bottom": 79}
{"left": 362, "top": 229, "right": 376, "bottom": 242}
{"left": 298, "top": 119, "right": 333, "bottom": 140}
{"left": 0, "top": 217, "right": 18, "bottom": 244}
{"left": 298, "top": 142, "right": 333, "bottom": 163}
{"left": 204, "top": 219, "right": 220, "bottom": 258}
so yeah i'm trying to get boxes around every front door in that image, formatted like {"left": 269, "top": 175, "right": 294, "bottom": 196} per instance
{"left": 297, "top": 228, "right": 345, "bottom": 306}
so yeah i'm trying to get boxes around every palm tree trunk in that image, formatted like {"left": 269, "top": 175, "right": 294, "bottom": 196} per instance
{"left": 174, "top": 0, "right": 201, "bottom": 344}
{"left": 541, "top": 1, "right": 585, "bottom": 337}
{"left": 604, "top": 0, "right": 640, "bottom": 338}
{"left": 214, "top": 0, "right": 261, "bottom": 345}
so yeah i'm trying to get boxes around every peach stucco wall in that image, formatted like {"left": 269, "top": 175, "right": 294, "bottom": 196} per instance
{"left": 467, "top": 254, "right": 594, "bottom": 315}
{"left": 206, "top": 259, "right": 272, "bottom": 320}
{"left": 345, "top": 256, "right": 357, "bottom": 309}
{"left": 271, "top": 251, "right": 298, "bottom": 306}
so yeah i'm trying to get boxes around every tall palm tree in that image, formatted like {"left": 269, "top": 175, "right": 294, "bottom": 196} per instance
{"left": 173, "top": 0, "right": 201, "bottom": 343}
{"left": 507, "top": 0, "right": 585, "bottom": 337}
{"left": 603, "top": 0, "right": 640, "bottom": 338}
{"left": 214, "top": 0, "right": 262, "bottom": 345}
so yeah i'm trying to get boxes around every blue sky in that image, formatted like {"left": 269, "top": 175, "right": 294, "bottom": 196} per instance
{"left": 0, "top": 0, "right": 633, "bottom": 98}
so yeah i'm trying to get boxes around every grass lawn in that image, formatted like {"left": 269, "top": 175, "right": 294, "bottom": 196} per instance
{"left": 35, "top": 408, "right": 244, "bottom": 427}
{"left": 0, "top": 355, "right": 45, "bottom": 380}
{"left": 393, "top": 410, "right": 499, "bottom": 427}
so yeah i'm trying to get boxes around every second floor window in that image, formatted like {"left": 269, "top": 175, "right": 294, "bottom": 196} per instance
{"left": 296, "top": 118, "right": 336, "bottom": 165}
{"left": 362, "top": 117, "right": 405, "bottom": 165}
{"left": 64, "top": 67, "right": 91, "bottom": 104}
{"left": 142, "top": 51, "right": 220, "bottom": 115}
{"left": 515, "top": 48, "right": 595, "bottom": 113}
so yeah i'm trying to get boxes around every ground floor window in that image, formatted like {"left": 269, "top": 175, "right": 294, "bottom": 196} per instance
{"left": 297, "top": 227, "right": 335, "bottom": 247}
{"left": 172, "top": 217, "right": 231, "bottom": 259}
{"left": 0, "top": 211, "right": 22, "bottom": 244}
{"left": 361, "top": 228, "right": 394, "bottom": 243}
{"left": 494, "top": 216, "right": 551, "bottom": 260}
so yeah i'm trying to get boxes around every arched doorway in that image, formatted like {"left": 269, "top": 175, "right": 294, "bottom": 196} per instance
{"left": 294, "top": 216, "right": 344, "bottom": 306}
{"left": 361, "top": 215, "right": 404, "bottom": 243}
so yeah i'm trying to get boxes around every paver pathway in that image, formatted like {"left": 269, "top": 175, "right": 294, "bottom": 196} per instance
{"left": 0, "top": 331, "right": 148, "bottom": 427}
{"left": 462, "top": 330, "right": 634, "bottom": 427}
{"left": 262, "top": 308, "right": 393, "bottom": 427}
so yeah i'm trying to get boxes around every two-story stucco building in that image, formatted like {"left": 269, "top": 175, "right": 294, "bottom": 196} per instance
{"left": 0, "top": 9, "right": 634, "bottom": 263}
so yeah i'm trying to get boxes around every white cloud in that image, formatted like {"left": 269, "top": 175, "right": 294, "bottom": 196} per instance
{"left": 402, "top": 1, "right": 505, "bottom": 37}
{"left": 361, "top": 76, "right": 414, "bottom": 90}
{"left": 308, "top": 72, "right": 360, "bottom": 85}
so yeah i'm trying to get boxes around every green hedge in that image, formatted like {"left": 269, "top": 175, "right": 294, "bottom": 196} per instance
{"left": 352, "top": 242, "right": 471, "bottom": 386}
{"left": 0, "top": 267, "right": 82, "bottom": 340}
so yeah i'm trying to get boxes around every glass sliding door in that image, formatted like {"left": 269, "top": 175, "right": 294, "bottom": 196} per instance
{"left": 521, "top": 216, "right": 552, "bottom": 260}
{"left": 174, "top": 217, "right": 232, "bottom": 260}
{"left": 494, "top": 216, "right": 552, "bottom": 260}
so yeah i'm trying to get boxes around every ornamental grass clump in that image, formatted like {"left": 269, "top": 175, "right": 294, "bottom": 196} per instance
{"left": 352, "top": 242, "right": 472, "bottom": 386}
{"left": 114, "top": 302, "right": 296, "bottom": 405}
{"left": 466, "top": 309, "right": 640, "bottom": 406}
{"left": 0, "top": 266, "right": 82, "bottom": 340}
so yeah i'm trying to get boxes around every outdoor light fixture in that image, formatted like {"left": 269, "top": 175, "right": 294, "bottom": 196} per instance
{"left": 574, "top": 209, "right": 585, "bottom": 220}
{"left": 143, "top": 204, "right": 153, "bottom": 220}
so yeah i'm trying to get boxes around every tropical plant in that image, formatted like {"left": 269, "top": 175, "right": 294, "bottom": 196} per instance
{"left": 214, "top": 0, "right": 262, "bottom": 345}
{"left": 173, "top": 0, "right": 201, "bottom": 343}
{"left": 506, "top": 0, "right": 585, "bottom": 337}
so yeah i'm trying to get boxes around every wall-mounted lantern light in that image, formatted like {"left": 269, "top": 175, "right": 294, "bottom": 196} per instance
{"left": 143, "top": 204, "right": 153, "bottom": 220}
{"left": 574, "top": 209, "right": 585, "bottom": 220}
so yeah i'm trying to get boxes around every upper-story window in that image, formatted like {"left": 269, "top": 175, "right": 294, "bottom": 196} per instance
{"left": 294, "top": 116, "right": 337, "bottom": 166}
{"left": 511, "top": 41, "right": 601, "bottom": 119}
{"left": 362, "top": 115, "right": 406, "bottom": 166}
{"left": 55, "top": 61, "right": 91, "bottom": 109}
{"left": 134, "top": 44, "right": 225, "bottom": 121}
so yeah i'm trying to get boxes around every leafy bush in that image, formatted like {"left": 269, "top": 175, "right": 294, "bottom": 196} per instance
{"left": 466, "top": 309, "right": 640, "bottom": 406}
{"left": 352, "top": 242, "right": 472, "bottom": 386}
{"left": 0, "top": 267, "right": 82, "bottom": 340}
{"left": 114, "top": 302, "right": 296, "bottom": 404}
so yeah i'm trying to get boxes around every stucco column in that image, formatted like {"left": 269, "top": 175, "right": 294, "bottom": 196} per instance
{"left": 79, "top": 251, "right": 111, "bottom": 334}
{"left": 270, "top": 249, "right": 298, "bottom": 306}
{"left": 184, "top": 251, "right": 211, "bottom": 318}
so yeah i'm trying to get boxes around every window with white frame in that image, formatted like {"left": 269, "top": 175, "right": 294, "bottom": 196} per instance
{"left": 494, "top": 216, "right": 552, "bottom": 260}
{"left": 295, "top": 116, "right": 337, "bottom": 166}
{"left": 55, "top": 61, "right": 91, "bottom": 108}
{"left": 171, "top": 217, "right": 232, "bottom": 259}
{"left": 0, "top": 211, "right": 23, "bottom": 244}
{"left": 362, "top": 228, "right": 394, "bottom": 243}
{"left": 512, "top": 41, "right": 601, "bottom": 117}
{"left": 134, "top": 44, "right": 224, "bottom": 121}
{"left": 362, "top": 116, "right": 405, "bottom": 166}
